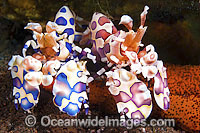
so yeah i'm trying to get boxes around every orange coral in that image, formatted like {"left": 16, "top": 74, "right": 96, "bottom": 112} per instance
{"left": 166, "top": 64, "right": 200, "bottom": 96}
{"left": 160, "top": 95, "right": 199, "bottom": 131}
{"left": 160, "top": 64, "right": 200, "bottom": 131}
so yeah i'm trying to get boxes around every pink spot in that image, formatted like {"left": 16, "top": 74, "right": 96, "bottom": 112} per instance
{"left": 98, "top": 16, "right": 110, "bottom": 26}
{"left": 95, "top": 29, "right": 111, "bottom": 41}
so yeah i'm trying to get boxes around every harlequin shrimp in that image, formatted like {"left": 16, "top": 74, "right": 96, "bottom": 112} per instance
{"left": 81, "top": 5, "right": 170, "bottom": 120}
{"left": 80, "top": 6, "right": 148, "bottom": 82}
{"left": 106, "top": 68, "right": 152, "bottom": 120}
{"left": 8, "top": 6, "right": 94, "bottom": 116}
{"left": 8, "top": 55, "right": 42, "bottom": 112}
{"left": 54, "top": 6, "right": 82, "bottom": 43}
{"left": 53, "top": 60, "right": 89, "bottom": 116}
{"left": 54, "top": 6, "right": 96, "bottom": 63}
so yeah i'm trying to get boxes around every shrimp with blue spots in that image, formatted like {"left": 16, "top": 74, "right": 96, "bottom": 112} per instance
{"left": 54, "top": 6, "right": 83, "bottom": 43}
{"left": 8, "top": 5, "right": 93, "bottom": 116}
{"left": 8, "top": 55, "right": 43, "bottom": 112}
{"left": 54, "top": 6, "right": 96, "bottom": 62}
{"left": 53, "top": 60, "right": 90, "bottom": 116}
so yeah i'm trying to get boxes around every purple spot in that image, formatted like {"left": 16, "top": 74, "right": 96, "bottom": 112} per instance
{"left": 114, "top": 91, "right": 131, "bottom": 103}
{"left": 130, "top": 82, "right": 152, "bottom": 108}
{"left": 13, "top": 77, "right": 22, "bottom": 89}
{"left": 103, "top": 43, "right": 110, "bottom": 54}
{"left": 113, "top": 79, "right": 121, "bottom": 87}
{"left": 97, "top": 47, "right": 106, "bottom": 58}
{"left": 95, "top": 29, "right": 111, "bottom": 40}
{"left": 73, "top": 82, "right": 86, "bottom": 92}
{"left": 131, "top": 110, "right": 145, "bottom": 119}
{"left": 91, "top": 21, "right": 97, "bottom": 30}
{"left": 23, "top": 82, "right": 39, "bottom": 100}
{"left": 81, "top": 51, "right": 87, "bottom": 56}
{"left": 114, "top": 82, "right": 152, "bottom": 109}
{"left": 98, "top": 16, "right": 111, "bottom": 26}
{"left": 13, "top": 66, "right": 18, "bottom": 72}
{"left": 164, "top": 97, "right": 169, "bottom": 110}
{"left": 154, "top": 72, "right": 164, "bottom": 95}
{"left": 123, "top": 107, "right": 129, "bottom": 114}
{"left": 164, "top": 78, "right": 168, "bottom": 88}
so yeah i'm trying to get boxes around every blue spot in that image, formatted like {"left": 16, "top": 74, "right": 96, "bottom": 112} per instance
{"left": 48, "top": 72, "right": 51, "bottom": 75}
{"left": 21, "top": 97, "right": 34, "bottom": 110}
{"left": 66, "top": 42, "right": 72, "bottom": 53}
{"left": 24, "top": 44, "right": 29, "bottom": 49}
{"left": 63, "top": 28, "right": 74, "bottom": 36}
{"left": 29, "top": 69, "right": 35, "bottom": 72}
{"left": 73, "top": 82, "right": 86, "bottom": 92}
{"left": 78, "top": 96, "right": 84, "bottom": 103}
{"left": 56, "top": 73, "right": 68, "bottom": 83}
{"left": 56, "top": 17, "right": 67, "bottom": 26}
{"left": 63, "top": 102, "right": 79, "bottom": 116}
{"left": 85, "top": 108, "right": 89, "bottom": 115}
{"left": 60, "top": 7, "right": 66, "bottom": 13}
{"left": 54, "top": 95, "right": 65, "bottom": 106}
{"left": 54, "top": 73, "right": 87, "bottom": 101}
{"left": 77, "top": 71, "right": 83, "bottom": 78}
{"left": 55, "top": 73, "right": 72, "bottom": 99}
{"left": 15, "top": 92, "right": 20, "bottom": 99}
{"left": 27, "top": 89, "right": 39, "bottom": 101}
{"left": 69, "top": 18, "right": 74, "bottom": 25}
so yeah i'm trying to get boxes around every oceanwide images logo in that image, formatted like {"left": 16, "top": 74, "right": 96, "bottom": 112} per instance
{"left": 25, "top": 115, "right": 175, "bottom": 129}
